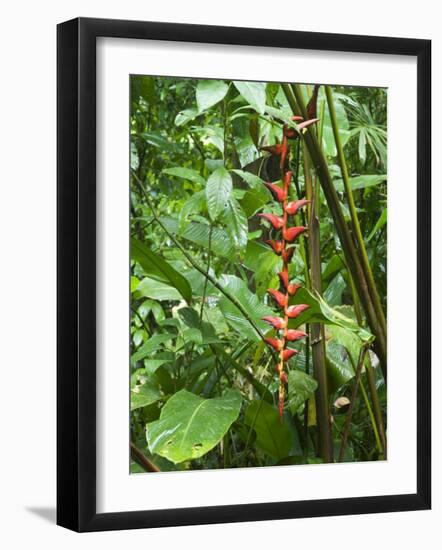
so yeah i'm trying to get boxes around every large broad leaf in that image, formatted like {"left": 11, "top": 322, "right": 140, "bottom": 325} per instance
{"left": 206, "top": 167, "right": 233, "bottom": 221}
{"left": 221, "top": 196, "right": 248, "bottom": 253}
{"left": 131, "top": 381, "right": 161, "bottom": 411}
{"left": 196, "top": 80, "right": 229, "bottom": 112}
{"left": 218, "top": 275, "right": 272, "bottom": 341}
{"left": 131, "top": 239, "right": 192, "bottom": 303}
{"left": 288, "top": 370, "right": 318, "bottom": 413}
{"left": 162, "top": 167, "right": 206, "bottom": 186}
{"left": 178, "top": 190, "right": 207, "bottom": 232}
{"left": 233, "top": 81, "right": 266, "bottom": 115}
{"left": 244, "top": 400, "right": 292, "bottom": 460}
{"left": 146, "top": 389, "right": 241, "bottom": 463}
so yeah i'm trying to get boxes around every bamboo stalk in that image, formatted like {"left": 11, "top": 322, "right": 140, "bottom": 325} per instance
{"left": 305, "top": 150, "right": 334, "bottom": 463}
{"left": 281, "top": 84, "right": 387, "bottom": 380}
{"left": 324, "top": 85, "right": 387, "bottom": 343}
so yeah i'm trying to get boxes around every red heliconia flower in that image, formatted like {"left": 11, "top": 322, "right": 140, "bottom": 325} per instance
{"left": 278, "top": 268, "right": 289, "bottom": 289}
{"left": 267, "top": 289, "right": 287, "bottom": 308}
{"left": 286, "top": 329, "right": 308, "bottom": 341}
{"left": 258, "top": 213, "right": 284, "bottom": 230}
{"left": 282, "top": 348, "right": 298, "bottom": 361}
{"left": 260, "top": 143, "right": 285, "bottom": 156}
{"left": 286, "top": 304, "right": 310, "bottom": 318}
{"left": 283, "top": 171, "right": 293, "bottom": 188}
{"left": 283, "top": 226, "right": 308, "bottom": 242}
{"left": 307, "top": 84, "right": 320, "bottom": 120}
{"left": 262, "top": 316, "right": 286, "bottom": 330}
{"left": 287, "top": 282, "right": 301, "bottom": 296}
{"left": 265, "top": 239, "right": 283, "bottom": 255}
{"left": 279, "top": 371, "right": 288, "bottom": 384}
{"left": 285, "top": 199, "right": 310, "bottom": 216}
{"left": 264, "top": 337, "right": 283, "bottom": 351}
{"left": 297, "top": 118, "right": 320, "bottom": 131}
{"left": 282, "top": 247, "right": 295, "bottom": 263}
{"left": 264, "top": 182, "right": 287, "bottom": 202}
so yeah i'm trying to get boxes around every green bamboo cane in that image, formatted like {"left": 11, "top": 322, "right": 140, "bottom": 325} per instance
{"left": 324, "top": 85, "right": 387, "bottom": 342}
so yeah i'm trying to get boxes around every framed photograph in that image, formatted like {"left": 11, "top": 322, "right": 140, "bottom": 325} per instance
{"left": 57, "top": 17, "right": 431, "bottom": 532}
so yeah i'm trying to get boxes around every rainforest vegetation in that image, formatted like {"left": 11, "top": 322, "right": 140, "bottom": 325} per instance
{"left": 130, "top": 76, "right": 387, "bottom": 472}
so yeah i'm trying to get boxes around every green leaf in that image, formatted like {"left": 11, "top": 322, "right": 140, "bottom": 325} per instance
{"left": 178, "top": 190, "right": 207, "bottom": 232}
{"left": 288, "top": 370, "right": 318, "bottom": 413}
{"left": 222, "top": 196, "right": 248, "bottom": 253}
{"left": 146, "top": 389, "right": 241, "bottom": 463}
{"left": 232, "top": 169, "right": 267, "bottom": 190}
{"left": 131, "top": 333, "right": 174, "bottom": 362}
{"left": 244, "top": 401, "right": 292, "bottom": 460}
{"left": 206, "top": 167, "right": 232, "bottom": 221}
{"left": 131, "top": 381, "right": 161, "bottom": 410}
{"left": 367, "top": 209, "right": 387, "bottom": 241}
{"left": 233, "top": 81, "right": 266, "bottom": 114}
{"left": 333, "top": 174, "right": 387, "bottom": 192}
{"left": 358, "top": 128, "right": 367, "bottom": 165}
{"left": 131, "top": 239, "right": 192, "bottom": 303}
{"left": 136, "top": 278, "right": 182, "bottom": 301}
{"left": 218, "top": 275, "right": 272, "bottom": 341}
{"left": 140, "top": 132, "right": 176, "bottom": 153}
{"left": 196, "top": 80, "right": 229, "bottom": 112}
{"left": 174, "top": 107, "right": 198, "bottom": 126}
{"left": 162, "top": 167, "right": 206, "bottom": 186}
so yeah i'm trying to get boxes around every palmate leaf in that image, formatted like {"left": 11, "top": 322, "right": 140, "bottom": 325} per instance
{"left": 131, "top": 238, "right": 192, "bottom": 303}
{"left": 206, "top": 167, "right": 233, "bottom": 221}
{"left": 146, "top": 389, "right": 241, "bottom": 464}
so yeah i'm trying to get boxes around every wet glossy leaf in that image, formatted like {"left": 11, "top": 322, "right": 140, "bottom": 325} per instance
{"left": 146, "top": 389, "right": 241, "bottom": 463}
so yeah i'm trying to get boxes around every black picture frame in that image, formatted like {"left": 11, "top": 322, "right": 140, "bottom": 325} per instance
{"left": 57, "top": 17, "right": 431, "bottom": 532}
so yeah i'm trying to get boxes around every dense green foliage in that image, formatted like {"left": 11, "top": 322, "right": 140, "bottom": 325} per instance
{"left": 130, "top": 76, "right": 387, "bottom": 472}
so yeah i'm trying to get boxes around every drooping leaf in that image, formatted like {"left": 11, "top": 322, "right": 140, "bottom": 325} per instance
{"left": 234, "top": 81, "right": 267, "bottom": 115}
{"left": 367, "top": 208, "right": 387, "bottom": 241}
{"left": 196, "top": 80, "right": 229, "bottom": 112}
{"left": 206, "top": 167, "right": 233, "bottom": 221}
{"left": 146, "top": 389, "right": 241, "bottom": 463}
{"left": 222, "top": 196, "right": 248, "bottom": 253}
{"left": 244, "top": 400, "right": 293, "bottom": 460}
{"left": 131, "top": 239, "right": 192, "bottom": 302}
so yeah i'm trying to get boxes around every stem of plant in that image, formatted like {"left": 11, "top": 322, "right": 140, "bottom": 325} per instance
{"left": 339, "top": 344, "right": 369, "bottom": 462}
{"left": 306, "top": 152, "right": 334, "bottom": 463}
{"left": 130, "top": 442, "right": 160, "bottom": 473}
